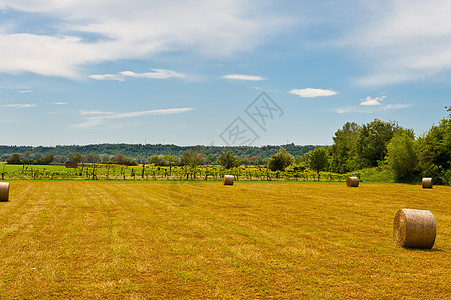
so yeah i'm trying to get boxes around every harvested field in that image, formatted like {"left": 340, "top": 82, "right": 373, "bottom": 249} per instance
{"left": 0, "top": 182, "right": 450, "bottom": 299}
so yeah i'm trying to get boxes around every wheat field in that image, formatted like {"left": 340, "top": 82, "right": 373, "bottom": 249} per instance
{"left": 0, "top": 181, "right": 450, "bottom": 299}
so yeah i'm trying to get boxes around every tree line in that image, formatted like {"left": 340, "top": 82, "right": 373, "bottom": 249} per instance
{"left": 0, "top": 144, "right": 318, "bottom": 165}
{"left": 304, "top": 107, "right": 450, "bottom": 185}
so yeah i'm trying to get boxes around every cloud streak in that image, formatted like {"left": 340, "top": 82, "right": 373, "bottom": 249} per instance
{"left": 0, "top": 104, "right": 36, "bottom": 108}
{"left": 74, "top": 107, "right": 195, "bottom": 128}
{"left": 289, "top": 88, "right": 338, "bottom": 98}
{"left": 89, "top": 69, "right": 186, "bottom": 81}
{"left": 335, "top": 104, "right": 412, "bottom": 114}
{"left": 222, "top": 74, "right": 266, "bottom": 81}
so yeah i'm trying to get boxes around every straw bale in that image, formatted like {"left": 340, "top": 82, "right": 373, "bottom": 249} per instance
{"left": 393, "top": 209, "right": 436, "bottom": 249}
{"left": 223, "top": 175, "right": 234, "bottom": 186}
{"left": 0, "top": 182, "right": 10, "bottom": 202}
{"left": 422, "top": 178, "right": 433, "bottom": 189}
{"left": 346, "top": 177, "right": 359, "bottom": 187}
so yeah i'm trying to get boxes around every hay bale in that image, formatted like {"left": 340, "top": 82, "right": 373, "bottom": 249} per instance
{"left": 393, "top": 209, "right": 436, "bottom": 249}
{"left": 0, "top": 182, "right": 10, "bottom": 202}
{"left": 223, "top": 175, "right": 234, "bottom": 186}
{"left": 422, "top": 177, "right": 433, "bottom": 189}
{"left": 346, "top": 177, "right": 359, "bottom": 187}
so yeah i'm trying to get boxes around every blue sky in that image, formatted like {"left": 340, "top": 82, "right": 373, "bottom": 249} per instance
{"left": 0, "top": 0, "right": 450, "bottom": 146}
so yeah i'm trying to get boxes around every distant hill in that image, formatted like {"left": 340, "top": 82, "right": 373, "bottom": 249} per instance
{"left": 0, "top": 143, "right": 321, "bottom": 160}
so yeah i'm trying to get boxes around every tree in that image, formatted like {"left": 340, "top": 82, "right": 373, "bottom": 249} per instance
{"left": 217, "top": 151, "right": 239, "bottom": 169}
{"left": 356, "top": 119, "right": 398, "bottom": 167}
{"left": 68, "top": 152, "right": 82, "bottom": 163}
{"left": 6, "top": 153, "right": 21, "bottom": 165}
{"left": 308, "top": 147, "right": 329, "bottom": 174}
{"left": 182, "top": 148, "right": 204, "bottom": 168}
{"left": 418, "top": 107, "right": 451, "bottom": 184}
{"left": 267, "top": 147, "right": 294, "bottom": 171}
{"left": 42, "top": 153, "right": 55, "bottom": 165}
{"left": 330, "top": 122, "right": 361, "bottom": 173}
{"left": 149, "top": 155, "right": 164, "bottom": 166}
{"left": 386, "top": 130, "right": 419, "bottom": 181}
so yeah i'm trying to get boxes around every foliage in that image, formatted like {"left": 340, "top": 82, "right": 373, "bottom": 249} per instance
{"left": 0, "top": 144, "right": 319, "bottom": 164}
{"left": 356, "top": 119, "right": 399, "bottom": 167}
{"left": 217, "top": 151, "right": 239, "bottom": 169}
{"left": 267, "top": 147, "right": 294, "bottom": 171}
{"left": 386, "top": 130, "right": 419, "bottom": 181}
{"left": 182, "top": 148, "right": 204, "bottom": 168}
{"left": 329, "top": 122, "right": 361, "bottom": 173}
{"left": 418, "top": 107, "right": 451, "bottom": 184}
{"left": 68, "top": 152, "right": 83, "bottom": 163}
{"left": 307, "top": 147, "right": 329, "bottom": 173}
{"left": 6, "top": 153, "right": 22, "bottom": 164}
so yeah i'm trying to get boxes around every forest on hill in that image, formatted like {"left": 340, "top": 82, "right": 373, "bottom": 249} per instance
{"left": 0, "top": 143, "right": 319, "bottom": 164}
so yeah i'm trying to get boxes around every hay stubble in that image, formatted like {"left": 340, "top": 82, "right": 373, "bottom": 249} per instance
{"left": 0, "top": 182, "right": 450, "bottom": 299}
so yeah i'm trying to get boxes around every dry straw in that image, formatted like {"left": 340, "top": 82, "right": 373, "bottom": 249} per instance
{"left": 346, "top": 177, "right": 359, "bottom": 187}
{"left": 393, "top": 209, "right": 436, "bottom": 249}
{"left": 0, "top": 182, "right": 10, "bottom": 202}
{"left": 422, "top": 177, "right": 433, "bottom": 189}
{"left": 223, "top": 175, "right": 234, "bottom": 186}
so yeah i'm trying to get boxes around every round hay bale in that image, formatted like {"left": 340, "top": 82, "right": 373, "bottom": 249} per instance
{"left": 223, "top": 175, "right": 234, "bottom": 186}
{"left": 0, "top": 182, "right": 10, "bottom": 202}
{"left": 346, "top": 177, "right": 359, "bottom": 187}
{"left": 393, "top": 209, "right": 436, "bottom": 249}
{"left": 422, "top": 177, "right": 433, "bottom": 189}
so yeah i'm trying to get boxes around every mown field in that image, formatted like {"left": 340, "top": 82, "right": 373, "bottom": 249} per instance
{"left": 0, "top": 181, "right": 449, "bottom": 299}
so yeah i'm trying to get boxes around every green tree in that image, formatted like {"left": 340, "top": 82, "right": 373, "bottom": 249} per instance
{"left": 68, "top": 152, "right": 82, "bottom": 163}
{"left": 182, "top": 148, "right": 204, "bottom": 168}
{"left": 356, "top": 119, "right": 398, "bottom": 167}
{"left": 386, "top": 130, "right": 419, "bottom": 181}
{"left": 42, "top": 153, "right": 55, "bottom": 165}
{"left": 149, "top": 155, "right": 164, "bottom": 166}
{"left": 330, "top": 122, "right": 361, "bottom": 173}
{"left": 6, "top": 153, "right": 22, "bottom": 164}
{"left": 267, "top": 147, "right": 294, "bottom": 171}
{"left": 418, "top": 107, "right": 451, "bottom": 184}
{"left": 308, "top": 147, "right": 329, "bottom": 174}
{"left": 217, "top": 151, "right": 239, "bottom": 169}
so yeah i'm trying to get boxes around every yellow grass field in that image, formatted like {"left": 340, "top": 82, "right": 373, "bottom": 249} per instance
{"left": 0, "top": 181, "right": 450, "bottom": 299}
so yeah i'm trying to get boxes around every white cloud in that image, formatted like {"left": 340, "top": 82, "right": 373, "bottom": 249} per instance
{"left": 89, "top": 74, "right": 124, "bottom": 81}
{"left": 90, "top": 69, "right": 185, "bottom": 81}
{"left": 51, "top": 102, "right": 68, "bottom": 105}
{"left": 74, "top": 107, "right": 194, "bottom": 128}
{"left": 337, "top": 0, "right": 451, "bottom": 86}
{"left": 222, "top": 74, "right": 266, "bottom": 81}
{"left": 289, "top": 88, "right": 337, "bottom": 98}
{"left": 120, "top": 69, "right": 185, "bottom": 79}
{"left": 18, "top": 90, "right": 32, "bottom": 93}
{"left": 0, "top": 1, "right": 293, "bottom": 78}
{"left": 335, "top": 103, "right": 412, "bottom": 114}
{"left": 360, "top": 96, "right": 386, "bottom": 106}
{"left": 0, "top": 104, "right": 36, "bottom": 108}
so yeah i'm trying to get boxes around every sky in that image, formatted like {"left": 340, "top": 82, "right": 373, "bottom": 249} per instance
{"left": 0, "top": 0, "right": 450, "bottom": 147}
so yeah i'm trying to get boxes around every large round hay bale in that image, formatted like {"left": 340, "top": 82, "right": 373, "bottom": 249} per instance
{"left": 393, "top": 209, "right": 436, "bottom": 249}
{"left": 223, "top": 175, "right": 234, "bottom": 186}
{"left": 422, "top": 178, "right": 433, "bottom": 189}
{"left": 346, "top": 177, "right": 359, "bottom": 187}
{"left": 0, "top": 182, "right": 10, "bottom": 201}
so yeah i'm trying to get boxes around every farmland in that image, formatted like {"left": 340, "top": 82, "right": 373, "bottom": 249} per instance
{"left": 0, "top": 181, "right": 450, "bottom": 299}
{"left": 0, "top": 163, "right": 368, "bottom": 182}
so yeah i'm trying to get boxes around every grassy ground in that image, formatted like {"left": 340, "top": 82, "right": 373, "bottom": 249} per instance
{"left": 0, "top": 181, "right": 449, "bottom": 299}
